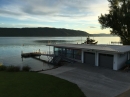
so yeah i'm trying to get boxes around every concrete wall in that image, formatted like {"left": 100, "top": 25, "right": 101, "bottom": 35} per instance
{"left": 116, "top": 53, "right": 128, "bottom": 70}
{"left": 81, "top": 50, "right": 84, "bottom": 63}
{"left": 113, "top": 54, "right": 118, "bottom": 70}
{"left": 95, "top": 52, "right": 99, "bottom": 66}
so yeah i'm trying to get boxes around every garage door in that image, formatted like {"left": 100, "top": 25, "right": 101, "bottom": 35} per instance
{"left": 84, "top": 52, "right": 95, "bottom": 65}
{"left": 99, "top": 53, "right": 113, "bottom": 69}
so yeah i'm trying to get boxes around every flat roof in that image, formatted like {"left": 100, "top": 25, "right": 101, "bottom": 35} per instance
{"left": 47, "top": 44, "right": 130, "bottom": 53}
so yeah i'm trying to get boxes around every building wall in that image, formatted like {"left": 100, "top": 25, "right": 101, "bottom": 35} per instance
{"left": 81, "top": 50, "right": 84, "bottom": 63}
{"left": 82, "top": 50, "right": 115, "bottom": 68}
{"left": 116, "top": 53, "right": 128, "bottom": 70}
{"left": 95, "top": 52, "right": 99, "bottom": 66}
{"left": 82, "top": 50, "right": 128, "bottom": 70}
{"left": 113, "top": 54, "right": 118, "bottom": 70}
{"left": 54, "top": 46, "right": 128, "bottom": 70}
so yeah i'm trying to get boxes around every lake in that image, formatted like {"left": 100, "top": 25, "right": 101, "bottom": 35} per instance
{"left": 0, "top": 37, "right": 120, "bottom": 71}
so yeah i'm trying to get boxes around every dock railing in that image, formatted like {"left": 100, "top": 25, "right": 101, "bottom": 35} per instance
{"left": 111, "top": 41, "right": 122, "bottom": 45}
{"left": 22, "top": 50, "right": 54, "bottom": 54}
{"left": 40, "top": 51, "right": 54, "bottom": 55}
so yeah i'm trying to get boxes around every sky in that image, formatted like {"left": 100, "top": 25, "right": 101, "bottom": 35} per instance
{"left": 0, "top": 0, "right": 110, "bottom": 34}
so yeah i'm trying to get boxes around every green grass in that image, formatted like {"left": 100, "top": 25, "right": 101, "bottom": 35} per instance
{"left": 6, "top": 65, "right": 20, "bottom": 72}
{"left": 0, "top": 65, "right": 7, "bottom": 71}
{"left": 0, "top": 72, "right": 85, "bottom": 97}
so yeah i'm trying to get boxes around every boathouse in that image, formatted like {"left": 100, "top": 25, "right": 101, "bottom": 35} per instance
{"left": 48, "top": 44, "right": 130, "bottom": 70}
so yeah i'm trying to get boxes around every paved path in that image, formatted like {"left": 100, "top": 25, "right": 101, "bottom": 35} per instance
{"left": 40, "top": 63, "right": 130, "bottom": 97}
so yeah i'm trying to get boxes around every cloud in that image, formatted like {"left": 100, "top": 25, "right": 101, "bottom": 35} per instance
{"left": 15, "top": 23, "right": 52, "bottom": 28}
{"left": 0, "top": 9, "right": 23, "bottom": 16}
{"left": 90, "top": 26, "right": 96, "bottom": 28}
{"left": 0, "top": 22, "right": 52, "bottom": 28}
{"left": 0, "top": 0, "right": 109, "bottom": 19}
{"left": 0, "top": 0, "right": 110, "bottom": 33}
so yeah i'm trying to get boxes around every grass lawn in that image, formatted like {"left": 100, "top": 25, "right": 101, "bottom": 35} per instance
{"left": 0, "top": 72, "right": 85, "bottom": 97}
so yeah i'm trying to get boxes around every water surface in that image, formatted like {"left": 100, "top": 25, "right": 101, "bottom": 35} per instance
{"left": 0, "top": 37, "right": 120, "bottom": 71}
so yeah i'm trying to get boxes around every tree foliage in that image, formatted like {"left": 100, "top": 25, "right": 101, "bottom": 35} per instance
{"left": 0, "top": 28, "right": 88, "bottom": 37}
{"left": 83, "top": 36, "right": 98, "bottom": 44}
{"left": 98, "top": 0, "right": 130, "bottom": 45}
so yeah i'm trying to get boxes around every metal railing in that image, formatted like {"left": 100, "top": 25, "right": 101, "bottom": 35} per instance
{"left": 21, "top": 50, "right": 54, "bottom": 55}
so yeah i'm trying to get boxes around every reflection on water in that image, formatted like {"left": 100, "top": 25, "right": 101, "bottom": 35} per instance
{"left": 34, "top": 40, "right": 75, "bottom": 43}
{"left": 94, "top": 37, "right": 120, "bottom": 44}
{"left": 0, "top": 55, "right": 53, "bottom": 71}
{"left": 0, "top": 37, "right": 120, "bottom": 71}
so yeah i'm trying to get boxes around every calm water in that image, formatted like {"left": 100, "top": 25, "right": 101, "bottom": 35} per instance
{"left": 0, "top": 37, "right": 120, "bottom": 71}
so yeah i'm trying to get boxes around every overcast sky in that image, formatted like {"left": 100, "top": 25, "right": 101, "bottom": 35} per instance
{"left": 0, "top": 0, "right": 110, "bottom": 34}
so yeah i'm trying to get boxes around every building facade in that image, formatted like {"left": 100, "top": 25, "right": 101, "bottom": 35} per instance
{"left": 48, "top": 44, "right": 130, "bottom": 70}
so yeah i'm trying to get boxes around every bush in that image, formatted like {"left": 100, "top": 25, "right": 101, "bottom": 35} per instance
{"left": 0, "top": 65, "right": 7, "bottom": 71}
{"left": 22, "top": 66, "right": 31, "bottom": 72}
{"left": 7, "top": 66, "right": 20, "bottom": 72}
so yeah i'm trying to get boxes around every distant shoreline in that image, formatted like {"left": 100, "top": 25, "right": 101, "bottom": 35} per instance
{"left": 0, "top": 28, "right": 118, "bottom": 37}
{"left": 0, "top": 35, "right": 118, "bottom": 37}
{"left": 0, "top": 27, "right": 88, "bottom": 37}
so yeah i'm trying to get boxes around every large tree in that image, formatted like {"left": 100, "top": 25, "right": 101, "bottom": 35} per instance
{"left": 98, "top": 0, "right": 130, "bottom": 45}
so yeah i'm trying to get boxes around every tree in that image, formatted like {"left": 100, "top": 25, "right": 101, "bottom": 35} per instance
{"left": 83, "top": 36, "right": 98, "bottom": 44}
{"left": 98, "top": 0, "right": 130, "bottom": 45}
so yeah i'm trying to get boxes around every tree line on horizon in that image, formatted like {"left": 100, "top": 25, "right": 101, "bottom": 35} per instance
{"left": 0, "top": 27, "right": 88, "bottom": 37}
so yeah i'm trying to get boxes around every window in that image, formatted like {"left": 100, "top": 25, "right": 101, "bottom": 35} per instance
{"left": 66, "top": 48, "right": 73, "bottom": 58}
{"left": 62, "top": 48, "right": 66, "bottom": 57}
{"left": 54, "top": 47, "right": 81, "bottom": 60}
{"left": 54, "top": 47, "right": 59, "bottom": 56}
{"left": 54, "top": 47, "right": 62, "bottom": 56}
{"left": 74, "top": 49, "right": 81, "bottom": 60}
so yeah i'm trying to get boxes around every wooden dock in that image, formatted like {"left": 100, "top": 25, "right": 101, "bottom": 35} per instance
{"left": 21, "top": 52, "right": 54, "bottom": 58}
{"left": 21, "top": 52, "right": 62, "bottom": 66}
{"left": 21, "top": 52, "right": 41, "bottom": 58}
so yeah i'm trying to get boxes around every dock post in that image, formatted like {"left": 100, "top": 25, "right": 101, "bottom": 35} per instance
{"left": 39, "top": 49, "right": 40, "bottom": 59}
{"left": 49, "top": 46, "right": 50, "bottom": 54}
{"left": 21, "top": 51, "right": 23, "bottom": 61}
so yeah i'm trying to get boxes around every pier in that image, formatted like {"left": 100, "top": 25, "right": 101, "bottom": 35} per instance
{"left": 111, "top": 41, "right": 122, "bottom": 45}
{"left": 21, "top": 51, "right": 62, "bottom": 65}
{"left": 21, "top": 52, "right": 54, "bottom": 58}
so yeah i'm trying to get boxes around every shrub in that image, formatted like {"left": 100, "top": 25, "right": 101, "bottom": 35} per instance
{"left": 7, "top": 66, "right": 20, "bottom": 72}
{"left": 22, "top": 66, "right": 31, "bottom": 72}
{"left": 0, "top": 65, "right": 7, "bottom": 71}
